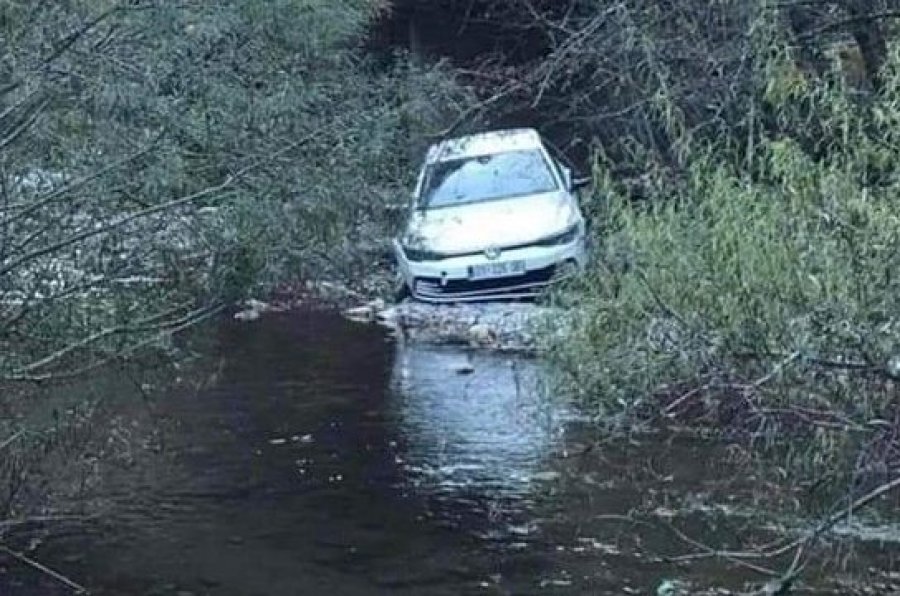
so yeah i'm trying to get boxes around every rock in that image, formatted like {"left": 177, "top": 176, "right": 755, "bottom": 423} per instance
{"left": 376, "top": 305, "right": 400, "bottom": 325}
{"left": 245, "top": 298, "right": 270, "bottom": 312}
{"left": 468, "top": 323, "right": 494, "bottom": 345}
{"left": 233, "top": 308, "right": 260, "bottom": 322}
{"left": 530, "top": 471, "right": 561, "bottom": 482}
{"left": 341, "top": 299, "right": 567, "bottom": 353}
{"left": 656, "top": 579, "right": 690, "bottom": 596}
{"left": 888, "top": 355, "right": 900, "bottom": 377}
{"left": 344, "top": 299, "right": 387, "bottom": 323}
{"left": 233, "top": 297, "right": 273, "bottom": 322}
{"left": 344, "top": 305, "right": 375, "bottom": 322}
{"left": 318, "top": 280, "right": 364, "bottom": 300}
{"left": 455, "top": 364, "right": 475, "bottom": 375}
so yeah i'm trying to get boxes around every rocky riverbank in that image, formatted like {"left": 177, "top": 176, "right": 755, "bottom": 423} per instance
{"left": 344, "top": 299, "right": 563, "bottom": 352}
{"left": 230, "top": 277, "right": 565, "bottom": 352}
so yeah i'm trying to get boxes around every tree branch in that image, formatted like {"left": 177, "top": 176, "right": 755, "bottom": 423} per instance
{"left": 0, "top": 177, "right": 235, "bottom": 279}
{"left": 0, "top": 544, "right": 88, "bottom": 594}
{"left": 0, "top": 431, "right": 23, "bottom": 452}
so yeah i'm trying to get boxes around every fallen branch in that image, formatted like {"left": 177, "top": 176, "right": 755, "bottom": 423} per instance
{"left": 751, "top": 351, "right": 800, "bottom": 389}
{"left": 664, "top": 521, "right": 781, "bottom": 577}
{"left": 0, "top": 515, "right": 91, "bottom": 530}
{"left": 8, "top": 300, "right": 196, "bottom": 377}
{"left": 3, "top": 302, "right": 225, "bottom": 383}
{"left": 0, "top": 177, "right": 235, "bottom": 279}
{"left": 0, "top": 544, "right": 88, "bottom": 594}
{"left": 665, "top": 474, "right": 900, "bottom": 593}
{"left": 762, "top": 474, "right": 900, "bottom": 594}
{"left": 0, "top": 430, "right": 23, "bottom": 451}
{"left": 663, "top": 383, "right": 707, "bottom": 416}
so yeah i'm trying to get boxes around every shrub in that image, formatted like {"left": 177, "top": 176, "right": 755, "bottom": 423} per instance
{"left": 547, "top": 33, "right": 900, "bottom": 483}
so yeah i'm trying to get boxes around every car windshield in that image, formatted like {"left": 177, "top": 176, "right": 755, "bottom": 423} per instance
{"left": 419, "top": 149, "right": 558, "bottom": 209}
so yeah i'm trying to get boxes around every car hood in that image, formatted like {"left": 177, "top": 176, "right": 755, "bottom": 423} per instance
{"left": 405, "top": 192, "right": 578, "bottom": 254}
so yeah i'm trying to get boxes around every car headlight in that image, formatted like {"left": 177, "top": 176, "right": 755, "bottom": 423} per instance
{"left": 534, "top": 222, "right": 580, "bottom": 247}
{"left": 402, "top": 245, "right": 445, "bottom": 262}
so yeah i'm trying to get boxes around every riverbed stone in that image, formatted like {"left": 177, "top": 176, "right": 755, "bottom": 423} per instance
{"left": 454, "top": 363, "right": 475, "bottom": 375}
{"left": 468, "top": 323, "right": 494, "bottom": 345}
{"left": 351, "top": 300, "right": 566, "bottom": 352}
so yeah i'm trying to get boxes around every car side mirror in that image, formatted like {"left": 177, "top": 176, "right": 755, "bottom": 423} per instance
{"left": 560, "top": 165, "right": 573, "bottom": 190}
{"left": 572, "top": 176, "right": 591, "bottom": 191}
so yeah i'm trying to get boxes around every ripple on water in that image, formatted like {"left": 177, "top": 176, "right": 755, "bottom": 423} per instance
{"left": 388, "top": 343, "right": 577, "bottom": 514}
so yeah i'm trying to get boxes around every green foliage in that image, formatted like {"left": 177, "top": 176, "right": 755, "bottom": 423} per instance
{"left": 0, "top": 0, "right": 467, "bottom": 527}
{"left": 0, "top": 0, "right": 468, "bottom": 381}
{"left": 548, "top": 33, "right": 900, "bottom": 447}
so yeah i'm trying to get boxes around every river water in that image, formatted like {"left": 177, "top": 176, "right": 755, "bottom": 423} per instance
{"left": 2, "top": 309, "right": 897, "bottom": 594}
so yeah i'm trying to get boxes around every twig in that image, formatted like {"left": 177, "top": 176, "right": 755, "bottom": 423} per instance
{"left": 0, "top": 544, "right": 88, "bottom": 594}
{"left": 664, "top": 522, "right": 780, "bottom": 577}
{"left": 0, "top": 98, "right": 50, "bottom": 151}
{"left": 3, "top": 303, "right": 225, "bottom": 383}
{"left": 0, "top": 139, "right": 159, "bottom": 227}
{"left": 0, "top": 178, "right": 235, "bottom": 278}
{"left": 0, "top": 515, "right": 91, "bottom": 530}
{"left": 765, "top": 474, "right": 900, "bottom": 594}
{"left": 667, "top": 475, "right": 900, "bottom": 593}
{"left": 663, "top": 384, "right": 707, "bottom": 416}
{"left": 751, "top": 351, "right": 800, "bottom": 389}
{"left": 426, "top": 79, "right": 528, "bottom": 140}
{"left": 8, "top": 300, "right": 195, "bottom": 376}
{"left": 632, "top": 269, "right": 705, "bottom": 346}
{"left": 0, "top": 430, "right": 23, "bottom": 451}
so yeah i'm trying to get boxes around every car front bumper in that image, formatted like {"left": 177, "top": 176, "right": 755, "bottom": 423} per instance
{"left": 394, "top": 236, "right": 587, "bottom": 303}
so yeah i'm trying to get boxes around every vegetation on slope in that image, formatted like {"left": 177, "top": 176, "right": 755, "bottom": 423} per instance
{"left": 0, "top": 0, "right": 464, "bottom": 535}
{"left": 537, "top": 8, "right": 900, "bottom": 580}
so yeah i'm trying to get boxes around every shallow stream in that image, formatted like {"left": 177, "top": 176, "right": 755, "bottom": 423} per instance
{"left": 2, "top": 309, "right": 897, "bottom": 594}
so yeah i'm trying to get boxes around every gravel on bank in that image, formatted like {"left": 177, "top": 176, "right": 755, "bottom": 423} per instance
{"left": 345, "top": 299, "right": 565, "bottom": 352}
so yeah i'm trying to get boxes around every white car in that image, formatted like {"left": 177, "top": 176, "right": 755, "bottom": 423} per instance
{"left": 394, "top": 128, "right": 588, "bottom": 302}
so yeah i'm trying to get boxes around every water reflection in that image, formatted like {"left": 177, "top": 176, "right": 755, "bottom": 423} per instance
{"left": 6, "top": 313, "right": 895, "bottom": 595}
{"left": 389, "top": 342, "right": 574, "bottom": 504}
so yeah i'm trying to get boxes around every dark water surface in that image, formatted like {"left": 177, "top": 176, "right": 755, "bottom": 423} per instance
{"left": 3, "top": 310, "right": 898, "bottom": 595}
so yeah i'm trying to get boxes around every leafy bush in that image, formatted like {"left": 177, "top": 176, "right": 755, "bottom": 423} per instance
{"left": 0, "top": 0, "right": 468, "bottom": 526}
{"left": 0, "top": 0, "right": 469, "bottom": 382}
{"left": 547, "top": 32, "right": 900, "bottom": 477}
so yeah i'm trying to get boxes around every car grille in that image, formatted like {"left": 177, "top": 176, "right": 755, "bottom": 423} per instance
{"left": 417, "top": 237, "right": 564, "bottom": 261}
{"left": 413, "top": 264, "right": 559, "bottom": 302}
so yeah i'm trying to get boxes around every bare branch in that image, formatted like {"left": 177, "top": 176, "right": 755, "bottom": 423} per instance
{"left": 3, "top": 303, "right": 226, "bottom": 384}
{"left": 0, "top": 177, "right": 235, "bottom": 280}
{"left": 0, "top": 139, "right": 159, "bottom": 224}
{"left": 0, "top": 99, "right": 50, "bottom": 152}
{"left": 0, "top": 544, "right": 88, "bottom": 594}
{"left": 0, "top": 431, "right": 24, "bottom": 452}
{"left": 7, "top": 299, "right": 198, "bottom": 377}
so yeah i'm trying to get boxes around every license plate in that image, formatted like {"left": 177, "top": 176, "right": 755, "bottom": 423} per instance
{"left": 468, "top": 260, "right": 526, "bottom": 280}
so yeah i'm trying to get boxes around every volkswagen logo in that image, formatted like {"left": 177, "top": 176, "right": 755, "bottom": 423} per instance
{"left": 484, "top": 246, "right": 501, "bottom": 260}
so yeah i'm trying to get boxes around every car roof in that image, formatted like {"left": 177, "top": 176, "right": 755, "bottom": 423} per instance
{"left": 426, "top": 128, "right": 544, "bottom": 164}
